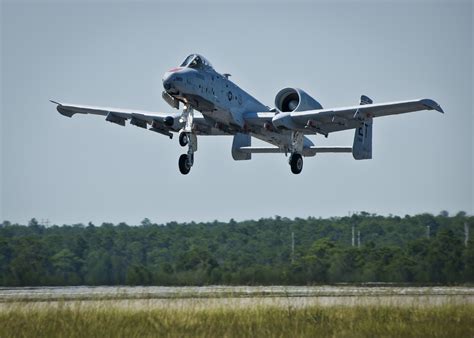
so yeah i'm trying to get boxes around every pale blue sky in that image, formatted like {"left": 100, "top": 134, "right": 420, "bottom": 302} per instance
{"left": 1, "top": 0, "right": 472, "bottom": 225}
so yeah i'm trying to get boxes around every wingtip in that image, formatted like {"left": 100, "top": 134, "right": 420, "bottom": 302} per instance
{"left": 50, "top": 100, "right": 75, "bottom": 117}
{"left": 421, "top": 99, "right": 444, "bottom": 114}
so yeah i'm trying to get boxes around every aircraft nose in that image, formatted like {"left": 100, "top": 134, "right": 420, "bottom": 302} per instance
{"left": 162, "top": 73, "right": 174, "bottom": 91}
{"left": 162, "top": 70, "right": 183, "bottom": 93}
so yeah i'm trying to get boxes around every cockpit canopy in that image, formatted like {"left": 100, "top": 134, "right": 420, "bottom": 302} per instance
{"left": 180, "top": 54, "right": 213, "bottom": 70}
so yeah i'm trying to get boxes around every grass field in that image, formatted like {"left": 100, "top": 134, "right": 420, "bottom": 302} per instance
{"left": 1, "top": 298, "right": 473, "bottom": 338}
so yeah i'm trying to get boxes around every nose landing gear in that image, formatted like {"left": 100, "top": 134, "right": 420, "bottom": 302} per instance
{"left": 178, "top": 106, "right": 197, "bottom": 175}
{"left": 178, "top": 153, "right": 193, "bottom": 175}
{"left": 178, "top": 132, "right": 189, "bottom": 147}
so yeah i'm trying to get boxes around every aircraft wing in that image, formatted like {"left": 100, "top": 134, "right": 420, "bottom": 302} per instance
{"left": 242, "top": 112, "right": 275, "bottom": 128}
{"left": 51, "top": 100, "right": 227, "bottom": 137}
{"left": 272, "top": 98, "right": 444, "bottom": 135}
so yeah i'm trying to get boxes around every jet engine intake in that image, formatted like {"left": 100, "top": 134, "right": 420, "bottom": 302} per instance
{"left": 274, "top": 88, "right": 323, "bottom": 112}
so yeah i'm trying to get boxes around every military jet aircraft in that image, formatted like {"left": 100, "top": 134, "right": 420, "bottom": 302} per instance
{"left": 51, "top": 54, "right": 444, "bottom": 175}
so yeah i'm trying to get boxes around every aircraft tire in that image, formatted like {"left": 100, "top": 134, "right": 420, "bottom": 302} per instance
{"left": 179, "top": 133, "right": 189, "bottom": 147}
{"left": 178, "top": 154, "right": 191, "bottom": 175}
{"left": 290, "top": 153, "right": 303, "bottom": 174}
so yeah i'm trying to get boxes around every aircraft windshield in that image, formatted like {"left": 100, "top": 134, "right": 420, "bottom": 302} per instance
{"left": 179, "top": 54, "right": 213, "bottom": 69}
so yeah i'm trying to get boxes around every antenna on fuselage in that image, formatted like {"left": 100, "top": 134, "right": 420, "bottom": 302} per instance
{"left": 223, "top": 73, "right": 231, "bottom": 79}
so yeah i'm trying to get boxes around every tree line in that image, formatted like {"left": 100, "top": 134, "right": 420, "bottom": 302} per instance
{"left": 0, "top": 212, "right": 473, "bottom": 286}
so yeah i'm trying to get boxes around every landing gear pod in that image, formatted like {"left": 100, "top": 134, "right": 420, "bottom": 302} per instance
{"left": 231, "top": 133, "right": 251, "bottom": 161}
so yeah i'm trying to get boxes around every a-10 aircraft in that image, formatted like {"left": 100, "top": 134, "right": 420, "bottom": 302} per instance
{"left": 52, "top": 54, "right": 444, "bottom": 175}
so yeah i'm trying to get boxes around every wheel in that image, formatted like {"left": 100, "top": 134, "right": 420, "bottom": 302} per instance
{"left": 178, "top": 154, "right": 191, "bottom": 175}
{"left": 290, "top": 153, "right": 303, "bottom": 174}
{"left": 179, "top": 132, "right": 189, "bottom": 147}
{"left": 290, "top": 154, "right": 303, "bottom": 174}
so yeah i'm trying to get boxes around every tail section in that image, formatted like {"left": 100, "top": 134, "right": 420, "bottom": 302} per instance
{"left": 359, "top": 95, "right": 373, "bottom": 105}
{"left": 353, "top": 95, "right": 373, "bottom": 160}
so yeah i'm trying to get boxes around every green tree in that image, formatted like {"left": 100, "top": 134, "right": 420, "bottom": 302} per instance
{"left": 51, "top": 249, "right": 82, "bottom": 284}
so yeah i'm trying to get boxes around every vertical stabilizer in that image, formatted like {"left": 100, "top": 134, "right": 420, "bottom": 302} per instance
{"left": 353, "top": 119, "right": 372, "bottom": 160}
{"left": 353, "top": 95, "right": 373, "bottom": 160}
{"left": 360, "top": 95, "right": 373, "bottom": 105}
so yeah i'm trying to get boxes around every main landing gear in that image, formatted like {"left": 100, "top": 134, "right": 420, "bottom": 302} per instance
{"left": 177, "top": 106, "right": 197, "bottom": 175}
{"left": 288, "top": 131, "right": 304, "bottom": 175}
{"left": 289, "top": 153, "right": 303, "bottom": 174}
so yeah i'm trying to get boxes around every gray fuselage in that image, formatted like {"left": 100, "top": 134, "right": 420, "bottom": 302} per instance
{"left": 163, "top": 66, "right": 269, "bottom": 128}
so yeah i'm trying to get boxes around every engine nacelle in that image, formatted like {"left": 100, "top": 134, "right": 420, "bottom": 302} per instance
{"left": 274, "top": 88, "right": 323, "bottom": 112}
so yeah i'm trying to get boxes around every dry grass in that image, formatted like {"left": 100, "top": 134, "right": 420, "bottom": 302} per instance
{"left": 0, "top": 298, "right": 473, "bottom": 338}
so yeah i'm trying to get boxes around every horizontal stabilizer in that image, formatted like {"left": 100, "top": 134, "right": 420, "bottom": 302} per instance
{"left": 238, "top": 146, "right": 352, "bottom": 157}
{"left": 310, "top": 147, "right": 352, "bottom": 153}
{"left": 238, "top": 147, "right": 282, "bottom": 154}
{"left": 304, "top": 147, "right": 352, "bottom": 156}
